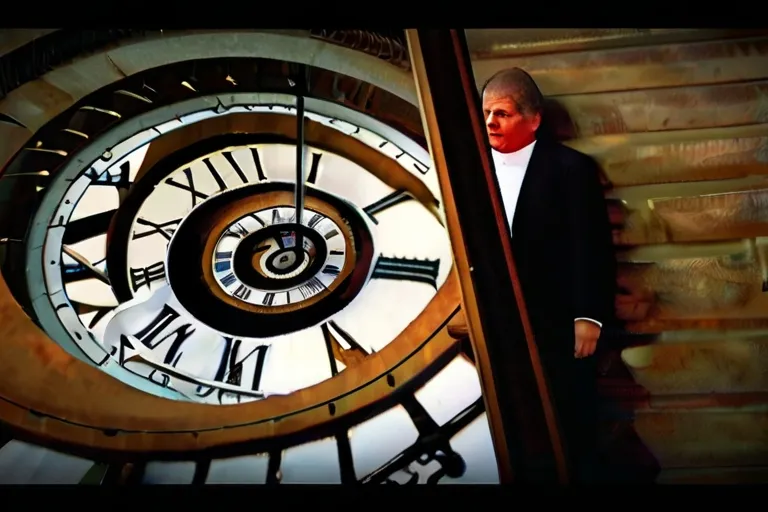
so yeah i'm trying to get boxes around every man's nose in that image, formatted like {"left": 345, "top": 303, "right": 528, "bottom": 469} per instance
{"left": 485, "top": 113, "right": 497, "bottom": 128}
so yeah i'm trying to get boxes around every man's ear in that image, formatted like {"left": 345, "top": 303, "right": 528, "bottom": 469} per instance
{"left": 530, "top": 112, "right": 542, "bottom": 132}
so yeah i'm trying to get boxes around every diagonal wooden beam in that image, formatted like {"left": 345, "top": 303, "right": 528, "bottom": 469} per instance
{"left": 406, "top": 29, "right": 568, "bottom": 483}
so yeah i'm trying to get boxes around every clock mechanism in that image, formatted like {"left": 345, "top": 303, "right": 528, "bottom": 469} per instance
{"left": 0, "top": 46, "right": 499, "bottom": 484}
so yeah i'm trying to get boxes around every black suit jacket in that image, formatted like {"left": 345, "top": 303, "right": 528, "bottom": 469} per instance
{"left": 506, "top": 138, "right": 616, "bottom": 354}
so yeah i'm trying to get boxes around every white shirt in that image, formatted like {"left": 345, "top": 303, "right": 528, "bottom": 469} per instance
{"left": 492, "top": 141, "right": 602, "bottom": 329}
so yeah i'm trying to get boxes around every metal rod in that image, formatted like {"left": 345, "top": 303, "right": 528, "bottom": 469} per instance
{"left": 295, "top": 94, "right": 306, "bottom": 227}
{"left": 406, "top": 29, "right": 569, "bottom": 483}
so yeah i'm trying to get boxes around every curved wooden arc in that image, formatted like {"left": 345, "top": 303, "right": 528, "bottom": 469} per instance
{"left": 0, "top": 266, "right": 460, "bottom": 456}
{"left": 0, "top": 30, "right": 416, "bottom": 136}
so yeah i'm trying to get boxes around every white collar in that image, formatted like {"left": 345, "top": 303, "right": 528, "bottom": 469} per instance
{"left": 492, "top": 139, "right": 537, "bottom": 168}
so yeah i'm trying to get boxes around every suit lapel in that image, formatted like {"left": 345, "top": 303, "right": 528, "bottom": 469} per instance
{"left": 511, "top": 138, "right": 549, "bottom": 236}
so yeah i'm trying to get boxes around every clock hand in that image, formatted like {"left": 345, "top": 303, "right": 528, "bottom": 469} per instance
{"left": 294, "top": 94, "right": 307, "bottom": 234}
{"left": 62, "top": 245, "right": 111, "bottom": 286}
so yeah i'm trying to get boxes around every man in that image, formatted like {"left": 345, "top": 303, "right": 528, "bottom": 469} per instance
{"left": 481, "top": 68, "right": 616, "bottom": 482}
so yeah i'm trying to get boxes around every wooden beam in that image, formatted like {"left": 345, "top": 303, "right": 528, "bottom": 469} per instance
{"left": 0, "top": 29, "right": 57, "bottom": 58}
{"left": 406, "top": 29, "right": 568, "bottom": 483}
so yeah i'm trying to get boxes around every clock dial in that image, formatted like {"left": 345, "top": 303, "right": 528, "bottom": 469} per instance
{"left": 210, "top": 208, "right": 348, "bottom": 308}
{"left": 33, "top": 98, "right": 452, "bottom": 405}
{"left": 0, "top": 54, "right": 498, "bottom": 483}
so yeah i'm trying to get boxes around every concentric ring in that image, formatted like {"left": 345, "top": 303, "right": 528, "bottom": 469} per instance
{"left": 211, "top": 207, "right": 348, "bottom": 305}
{"left": 166, "top": 181, "right": 375, "bottom": 337}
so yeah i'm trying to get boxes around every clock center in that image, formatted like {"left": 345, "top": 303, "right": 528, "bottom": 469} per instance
{"left": 166, "top": 182, "right": 371, "bottom": 335}
{"left": 231, "top": 221, "right": 327, "bottom": 291}
{"left": 269, "top": 249, "right": 300, "bottom": 272}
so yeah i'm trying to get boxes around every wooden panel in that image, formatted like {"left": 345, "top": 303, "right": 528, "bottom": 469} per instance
{"left": 0, "top": 29, "right": 57, "bottom": 58}
{"left": 466, "top": 29, "right": 765, "bottom": 59}
{"left": 0, "top": 121, "right": 31, "bottom": 171}
{"left": 470, "top": 30, "right": 768, "bottom": 480}
{"left": 593, "top": 133, "right": 768, "bottom": 188}
{"left": 634, "top": 408, "right": 768, "bottom": 468}
{"left": 551, "top": 81, "right": 768, "bottom": 138}
{"left": 611, "top": 187, "right": 768, "bottom": 246}
{"left": 651, "top": 190, "right": 768, "bottom": 241}
{"left": 472, "top": 37, "right": 768, "bottom": 95}
{"left": 617, "top": 253, "right": 765, "bottom": 322}
{"left": 0, "top": 79, "right": 75, "bottom": 134}
{"left": 621, "top": 337, "right": 768, "bottom": 395}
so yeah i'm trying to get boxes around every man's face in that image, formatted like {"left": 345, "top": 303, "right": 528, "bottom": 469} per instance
{"left": 482, "top": 93, "right": 541, "bottom": 153}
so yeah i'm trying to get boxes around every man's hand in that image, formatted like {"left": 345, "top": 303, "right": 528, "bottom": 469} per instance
{"left": 574, "top": 319, "right": 600, "bottom": 358}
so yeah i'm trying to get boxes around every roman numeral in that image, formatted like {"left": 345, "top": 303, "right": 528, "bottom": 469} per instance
{"left": 322, "top": 264, "right": 340, "bottom": 276}
{"left": 324, "top": 229, "right": 339, "bottom": 240}
{"left": 330, "top": 250, "right": 344, "bottom": 256}
{"left": 198, "top": 340, "right": 270, "bottom": 404}
{"left": 251, "top": 148, "right": 268, "bottom": 181}
{"left": 371, "top": 256, "right": 440, "bottom": 288}
{"left": 322, "top": 321, "right": 370, "bottom": 376}
{"left": 262, "top": 292, "right": 275, "bottom": 306}
{"left": 222, "top": 151, "right": 249, "bottom": 184}
{"left": 132, "top": 304, "right": 195, "bottom": 364}
{"left": 363, "top": 190, "right": 413, "bottom": 221}
{"left": 129, "top": 261, "right": 166, "bottom": 292}
{"left": 412, "top": 161, "right": 429, "bottom": 175}
{"left": 249, "top": 213, "right": 266, "bottom": 227}
{"left": 297, "top": 276, "right": 326, "bottom": 299}
{"left": 109, "top": 334, "right": 136, "bottom": 365}
{"left": 214, "top": 251, "right": 232, "bottom": 272}
{"left": 165, "top": 168, "right": 208, "bottom": 207}
{"left": 85, "top": 159, "right": 131, "bottom": 190}
{"left": 132, "top": 217, "right": 182, "bottom": 241}
{"left": 202, "top": 158, "right": 228, "bottom": 192}
{"left": 271, "top": 209, "right": 281, "bottom": 225}
{"left": 243, "top": 344, "right": 269, "bottom": 391}
{"left": 233, "top": 284, "right": 251, "bottom": 301}
{"left": 306, "top": 152, "right": 322, "bottom": 184}
{"left": 223, "top": 339, "right": 243, "bottom": 386}
{"left": 196, "top": 337, "right": 241, "bottom": 399}
{"left": 308, "top": 213, "right": 323, "bottom": 229}
{"left": 220, "top": 272, "right": 237, "bottom": 287}
{"left": 224, "top": 222, "right": 248, "bottom": 238}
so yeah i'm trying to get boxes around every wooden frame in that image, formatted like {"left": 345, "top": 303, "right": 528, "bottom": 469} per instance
{"left": 406, "top": 29, "right": 569, "bottom": 483}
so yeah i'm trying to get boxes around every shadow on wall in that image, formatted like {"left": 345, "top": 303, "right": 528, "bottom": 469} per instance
{"left": 539, "top": 98, "right": 578, "bottom": 142}
{"left": 539, "top": 97, "right": 661, "bottom": 483}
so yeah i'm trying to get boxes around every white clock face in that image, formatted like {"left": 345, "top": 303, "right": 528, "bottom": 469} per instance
{"left": 34, "top": 98, "right": 452, "bottom": 404}
{"left": 2, "top": 56, "right": 500, "bottom": 484}
{"left": 210, "top": 208, "right": 348, "bottom": 307}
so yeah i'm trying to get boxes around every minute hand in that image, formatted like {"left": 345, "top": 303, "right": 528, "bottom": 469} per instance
{"left": 294, "top": 95, "right": 307, "bottom": 227}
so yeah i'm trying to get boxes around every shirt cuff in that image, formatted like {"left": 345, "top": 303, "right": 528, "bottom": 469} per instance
{"left": 574, "top": 317, "right": 602, "bottom": 328}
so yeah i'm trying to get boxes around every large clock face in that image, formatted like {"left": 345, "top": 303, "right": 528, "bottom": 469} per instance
{"left": 34, "top": 99, "right": 452, "bottom": 404}
{"left": 0, "top": 57, "right": 499, "bottom": 484}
